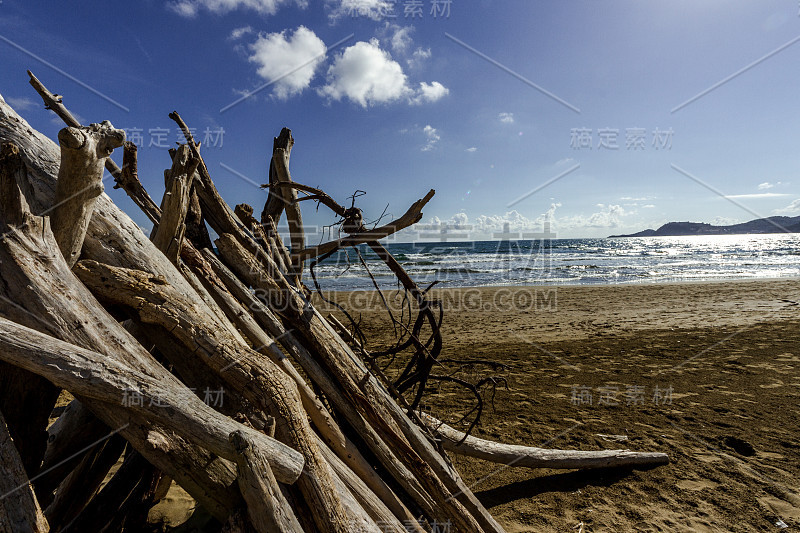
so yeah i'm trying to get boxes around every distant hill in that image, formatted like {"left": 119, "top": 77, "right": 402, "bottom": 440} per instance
{"left": 609, "top": 216, "right": 800, "bottom": 238}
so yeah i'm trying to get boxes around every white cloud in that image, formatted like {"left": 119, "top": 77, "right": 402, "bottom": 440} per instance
{"left": 5, "top": 96, "right": 36, "bottom": 111}
{"left": 329, "top": 0, "right": 393, "bottom": 20}
{"left": 473, "top": 210, "right": 540, "bottom": 234}
{"left": 421, "top": 125, "right": 440, "bottom": 151}
{"left": 758, "top": 182, "right": 774, "bottom": 190}
{"left": 169, "top": 0, "right": 305, "bottom": 17}
{"left": 557, "top": 204, "right": 629, "bottom": 230}
{"left": 586, "top": 204, "right": 626, "bottom": 227}
{"left": 498, "top": 112, "right": 514, "bottom": 124}
{"left": 725, "top": 192, "right": 790, "bottom": 199}
{"left": 423, "top": 206, "right": 559, "bottom": 240}
{"left": 774, "top": 198, "right": 800, "bottom": 214}
{"left": 320, "top": 39, "right": 410, "bottom": 107}
{"left": 466, "top": 147, "right": 477, "bottom": 152}
{"left": 229, "top": 26, "right": 254, "bottom": 40}
{"left": 407, "top": 47, "right": 431, "bottom": 69}
{"left": 248, "top": 26, "right": 326, "bottom": 99}
{"left": 409, "top": 81, "right": 449, "bottom": 105}
{"left": 642, "top": 204, "right": 656, "bottom": 208}
{"left": 389, "top": 25, "right": 413, "bottom": 53}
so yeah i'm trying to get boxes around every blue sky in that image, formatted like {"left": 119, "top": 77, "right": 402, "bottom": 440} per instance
{"left": 1, "top": 0, "right": 800, "bottom": 240}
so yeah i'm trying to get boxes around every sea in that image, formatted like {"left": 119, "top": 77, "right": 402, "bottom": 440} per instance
{"left": 308, "top": 234, "right": 800, "bottom": 291}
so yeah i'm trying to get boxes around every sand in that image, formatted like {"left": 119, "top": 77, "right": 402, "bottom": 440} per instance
{"left": 314, "top": 279, "right": 800, "bottom": 532}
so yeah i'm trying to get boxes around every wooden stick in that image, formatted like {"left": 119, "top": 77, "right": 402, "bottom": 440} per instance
{"left": 151, "top": 144, "right": 199, "bottom": 263}
{"left": 292, "top": 189, "right": 435, "bottom": 262}
{"left": 419, "top": 413, "right": 670, "bottom": 470}
{"left": 185, "top": 189, "right": 214, "bottom": 250}
{"left": 318, "top": 436, "right": 422, "bottom": 533}
{"left": 118, "top": 141, "right": 161, "bottom": 225}
{"left": 235, "top": 203, "right": 287, "bottom": 274}
{"left": 271, "top": 147, "right": 305, "bottom": 276}
{"left": 261, "top": 127, "right": 294, "bottom": 225}
{"left": 263, "top": 215, "right": 293, "bottom": 271}
{"left": 265, "top": 181, "right": 346, "bottom": 217}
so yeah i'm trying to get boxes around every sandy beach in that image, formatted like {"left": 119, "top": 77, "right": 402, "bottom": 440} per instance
{"left": 314, "top": 279, "right": 800, "bottom": 532}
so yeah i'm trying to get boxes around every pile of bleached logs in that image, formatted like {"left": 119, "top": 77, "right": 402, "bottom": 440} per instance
{"left": 0, "top": 72, "right": 668, "bottom": 533}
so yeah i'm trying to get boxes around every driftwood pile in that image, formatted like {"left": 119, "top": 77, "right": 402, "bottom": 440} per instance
{"left": 0, "top": 72, "right": 669, "bottom": 533}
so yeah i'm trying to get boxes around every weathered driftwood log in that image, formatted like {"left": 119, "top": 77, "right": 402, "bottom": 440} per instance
{"left": 229, "top": 430, "right": 304, "bottom": 533}
{"left": 263, "top": 214, "right": 294, "bottom": 272}
{"left": 419, "top": 413, "right": 670, "bottom": 470}
{"left": 234, "top": 203, "right": 268, "bottom": 250}
{"left": 119, "top": 141, "right": 161, "bottom": 224}
{"left": 0, "top": 317, "right": 304, "bottom": 483}
{"left": 74, "top": 260, "right": 357, "bottom": 533}
{"left": 52, "top": 121, "right": 125, "bottom": 266}
{"left": 151, "top": 144, "right": 199, "bottom": 263}
{"left": 261, "top": 127, "right": 294, "bottom": 225}
{"left": 185, "top": 188, "right": 215, "bottom": 250}
{"left": 318, "top": 436, "right": 417, "bottom": 533}
{"left": 216, "top": 233, "right": 504, "bottom": 533}
{"left": 270, "top": 145, "right": 305, "bottom": 275}
{"left": 0, "top": 408, "right": 49, "bottom": 533}
{"left": 235, "top": 203, "right": 288, "bottom": 274}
